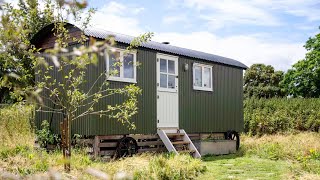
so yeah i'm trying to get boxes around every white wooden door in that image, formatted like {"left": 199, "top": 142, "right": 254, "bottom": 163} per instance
{"left": 156, "top": 54, "right": 179, "bottom": 128}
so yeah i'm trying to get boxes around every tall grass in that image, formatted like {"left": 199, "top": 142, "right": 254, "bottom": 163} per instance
{"left": 0, "top": 105, "right": 206, "bottom": 178}
{"left": 134, "top": 153, "right": 206, "bottom": 180}
{"left": 241, "top": 133, "right": 320, "bottom": 175}
{"left": 0, "top": 104, "right": 34, "bottom": 148}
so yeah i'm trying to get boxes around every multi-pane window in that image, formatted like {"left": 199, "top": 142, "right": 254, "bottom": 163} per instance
{"left": 106, "top": 49, "right": 136, "bottom": 83}
{"left": 193, "top": 63, "right": 213, "bottom": 91}
{"left": 160, "top": 58, "right": 176, "bottom": 89}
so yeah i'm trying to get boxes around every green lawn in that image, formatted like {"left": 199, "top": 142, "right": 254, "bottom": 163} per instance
{"left": 199, "top": 155, "right": 290, "bottom": 180}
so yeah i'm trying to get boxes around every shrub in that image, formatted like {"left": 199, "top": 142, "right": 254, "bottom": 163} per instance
{"left": 244, "top": 98, "right": 320, "bottom": 135}
{"left": 36, "top": 120, "right": 59, "bottom": 148}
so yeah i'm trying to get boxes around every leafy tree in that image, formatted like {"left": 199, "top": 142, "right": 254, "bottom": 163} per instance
{"left": 281, "top": 28, "right": 320, "bottom": 97}
{"left": 36, "top": 23, "right": 152, "bottom": 172}
{"left": 0, "top": 0, "right": 54, "bottom": 103}
{"left": 1, "top": 0, "right": 153, "bottom": 172}
{"left": 244, "top": 64, "right": 284, "bottom": 98}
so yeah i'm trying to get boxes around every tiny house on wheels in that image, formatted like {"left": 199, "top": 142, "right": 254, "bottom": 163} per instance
{"left": 32, "top": 23, "right": 247, "bottom": 158}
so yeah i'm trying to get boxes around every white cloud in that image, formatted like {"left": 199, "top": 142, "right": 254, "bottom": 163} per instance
{"left": 89, "top": 1, "right": 145, "bottom": 36}
{"left": 162, "top": 14, "right": 188, "bottom": 25}
{"left": 171, "top": 0, "right": 320, "bottom": 29}
{"left": 252, "top": 0, "right": 320, "bottom": 21}
{"left": 180, "top": 0, "right": 282, "bottom": 28}
{"left": 153, "top": 32, "right": 306, "bottom": 71}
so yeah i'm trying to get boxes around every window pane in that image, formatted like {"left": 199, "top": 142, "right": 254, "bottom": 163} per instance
{"left": 203, "top": 67, "right": 211, "bottom": 88}
{"left": 109, "top": 51, "right": 120, "bottom": 77}
{"left": 168, "top": 60, "right": 175, "bottom": 74}
{"left": 160, "top": 59, "right": 167, "bottom": 73}
{"left": 168, "top": 75, "right": 175, "bottom": 89}
{"left": 123, "top": 53, "right": 134, "bottom": 78}
{"left": 160, "top": 74, "right": 167, "bottom": 88}
{"left": 194, "top": 66, "right": 202, "bottom": 87}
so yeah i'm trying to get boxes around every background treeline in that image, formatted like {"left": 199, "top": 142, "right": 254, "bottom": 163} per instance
{"left": 244, "top": 27, "right": 320, "bottom": 135}
{"left": 244, "top": 28, "right": 320, "bottom": 99}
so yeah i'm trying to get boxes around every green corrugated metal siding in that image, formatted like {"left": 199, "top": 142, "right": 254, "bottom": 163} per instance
{"left": 36, "top": 42, "right": 157, "bottom": 135}
{"left": 178, "top": 57, "right": 244, "bottom": 133}
{"left": 35, "top": 41, "right": 244, "bottom": 135}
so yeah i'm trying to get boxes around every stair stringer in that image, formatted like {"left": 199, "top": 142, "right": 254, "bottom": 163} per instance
{"left": 180, "top": 129, "right": 201, "bottom": 158}
{"left": 157, "top": 129, "right": 178, "bottom": 154}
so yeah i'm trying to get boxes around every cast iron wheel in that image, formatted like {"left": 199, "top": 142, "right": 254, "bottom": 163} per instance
{"left": 114, "top": 137, "right": 138, "bottom": 159}
{"left": 225, "top": 130, "right": 240, "bottom": 150}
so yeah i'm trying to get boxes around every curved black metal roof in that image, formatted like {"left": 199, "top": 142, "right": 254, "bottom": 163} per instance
{"left": 31, "top": 23, "right": 247, "bottom": 69}
{"left": 84, "top": 28, "right": 247, "bottom": 69}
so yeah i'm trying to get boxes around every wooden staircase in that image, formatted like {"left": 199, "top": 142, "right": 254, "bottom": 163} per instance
{"left": 157, "top": 129, "right": 201, "bottom": 158}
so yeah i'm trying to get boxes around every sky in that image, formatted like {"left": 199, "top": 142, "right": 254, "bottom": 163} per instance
{"left": 5, "top": 0, "right": 319, "bottom": 71}
{"left": 85, "top": 0, "right": 320, "bottom": 71}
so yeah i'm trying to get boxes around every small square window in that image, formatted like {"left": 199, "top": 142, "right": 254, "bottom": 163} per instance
{"left": 106, "top": 49, "right": 137, "bottom": 83}
{"left": 193, "top": 63, "right": 213, "bottom": 91}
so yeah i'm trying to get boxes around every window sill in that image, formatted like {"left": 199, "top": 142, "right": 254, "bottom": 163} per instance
{"left": 108, "top": 77, "right": 137, "bottom": 83}
{"left": 193, "top": 86, "right": 213, "bottom": 92}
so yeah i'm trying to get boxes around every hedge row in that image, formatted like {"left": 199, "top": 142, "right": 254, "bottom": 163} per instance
{"left": 244, "top": 98, "right": 320, "bottom": 135}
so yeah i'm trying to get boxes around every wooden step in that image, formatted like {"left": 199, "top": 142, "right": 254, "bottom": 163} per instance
{"left": 172, "top": 141, "right": 190, "bottom": 145}
{"left": 166, "top": 133, "right": 184, "bottom": 137}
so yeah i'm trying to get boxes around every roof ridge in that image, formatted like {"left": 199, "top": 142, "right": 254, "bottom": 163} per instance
{"left": 84, "top": 27, "right": 247, "bottom": 69}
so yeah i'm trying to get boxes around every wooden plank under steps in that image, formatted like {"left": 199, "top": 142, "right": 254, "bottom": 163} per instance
{"left": 166, "top": 133, "right": 184, "bottom": 137}
{"left": 172, "top": 141, "right": 190, "bottom": 145}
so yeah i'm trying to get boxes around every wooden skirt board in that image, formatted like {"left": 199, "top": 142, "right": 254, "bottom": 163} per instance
{"left": 90, "top": 133, "right": 225, "bottom": 158}
{"left": 93, "top": 134, "right": 167, "bottom": 157}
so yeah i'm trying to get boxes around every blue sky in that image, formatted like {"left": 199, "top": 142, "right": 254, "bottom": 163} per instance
{"left": 86, "top": 0, "right": 320, "bottom": 71}
{"left": 7, "top": 0, "right": 319, "bottom": 70}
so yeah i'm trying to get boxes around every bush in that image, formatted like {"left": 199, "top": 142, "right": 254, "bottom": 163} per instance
{"left": 244, "top": 98, "right": 320, "bottom": 135}
{"left": 36, "top": 120, "right": 59, "bottom": 148}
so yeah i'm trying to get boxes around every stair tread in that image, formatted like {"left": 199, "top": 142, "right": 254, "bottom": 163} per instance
{"left": 166, "top": 133, "right": 184, "bottom": 136}
{"left": 172, "top": 141, "right": 190, "bottom": 145}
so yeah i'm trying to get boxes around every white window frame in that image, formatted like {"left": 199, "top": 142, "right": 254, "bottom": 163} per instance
{"left": 106, "top": 48, "right": 137, "bottom": 83}
{"left": 193, "top": 63, "right": 213, "bottom": 92}
{"left": 157, "top": 53, "right": 179, "bottom": 93}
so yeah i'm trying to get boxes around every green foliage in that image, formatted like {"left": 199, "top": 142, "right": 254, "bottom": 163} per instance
{"left": 244, "top": 64, "right": 284, "bottom": 98}
{"left": 0, "top": 0, "right": 54, "bottom": 103}
{"left": 36, "top": 120, "right": 59, "bottom": 148}
{"left": 281, "top": 28, "right": 320, "bottom": 98}
{"left": 134, "top": 153, "right": 206, "bottom": 180}
{"left": 244, "top": 98, "right": 320, "bottom": 135}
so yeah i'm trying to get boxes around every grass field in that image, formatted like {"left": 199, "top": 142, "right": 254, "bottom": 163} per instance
{"left": 1, "top": 105, "right": 320, "bottom": 179}
{"left": 199, "top": 133, "right": 320, "bottom": 180}
{"left": 200, "top": 155, "right": 289, "bottom": 179}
